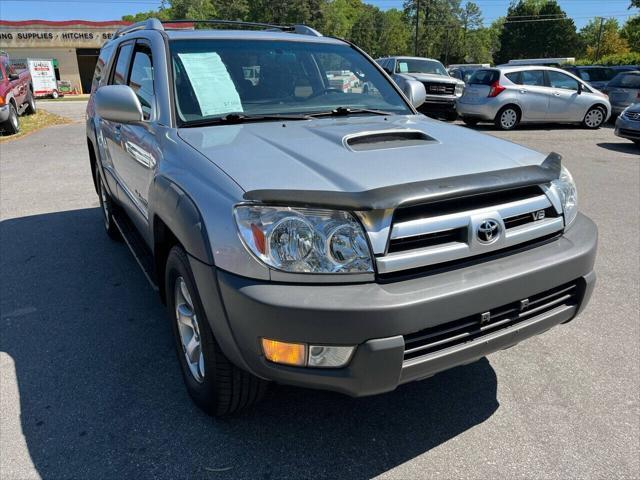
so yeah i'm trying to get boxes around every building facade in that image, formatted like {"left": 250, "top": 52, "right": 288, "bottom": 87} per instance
{"left": 0, "top": 20, "right": 189, "bottom": 94}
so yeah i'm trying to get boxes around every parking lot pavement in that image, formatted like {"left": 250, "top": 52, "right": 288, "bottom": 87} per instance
{"left": 1, "top": 102, "right": 638, "bottom": 479}
{"left": 37, "top": 100, "right": 87, "bottom": 123}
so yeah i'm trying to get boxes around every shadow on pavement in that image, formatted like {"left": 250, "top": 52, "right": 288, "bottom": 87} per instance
{"left": 0, "top": 208, "right": 499, "bottom": 479}
{"left": 597, "top": 142, "right": 639, "bottom": 155}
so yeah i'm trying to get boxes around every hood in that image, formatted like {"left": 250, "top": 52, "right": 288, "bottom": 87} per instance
{"left": 178, "top": 115, "right": 547, "bottom": 194}
{"left": 405, "top": 73, "right": 461, "bottom": 85}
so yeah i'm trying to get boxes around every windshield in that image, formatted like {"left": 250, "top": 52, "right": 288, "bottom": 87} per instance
{"left": 608, "top": 73, "right": 640, "bottom": 88}
{"left": 396, "top": 58, "right": 448, "bottom": 76}
{"left": 169, "top": 39, "right": 411, "bottom": 124}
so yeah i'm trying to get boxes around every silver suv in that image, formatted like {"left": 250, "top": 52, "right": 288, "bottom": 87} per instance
{"left": 86, "top": 19, "right": 597, "bottom": 415}
{"left": 457, "top": 66, "right": 611, "bottom": 130}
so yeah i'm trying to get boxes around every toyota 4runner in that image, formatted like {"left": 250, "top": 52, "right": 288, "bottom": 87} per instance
{"left": 86, "top": 19, "right": 598, "bottom": 416}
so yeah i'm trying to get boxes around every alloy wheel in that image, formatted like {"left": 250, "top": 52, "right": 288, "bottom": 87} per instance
{"left": 174, "top": 276, "right": 205, "bottom": 383}
{"left": 500, "top": 109, "right": 518, "bottom": 129}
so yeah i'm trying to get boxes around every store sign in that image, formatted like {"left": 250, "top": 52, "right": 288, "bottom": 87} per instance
{"left": 0, "top": 29, "right": 116, "bottom": 47}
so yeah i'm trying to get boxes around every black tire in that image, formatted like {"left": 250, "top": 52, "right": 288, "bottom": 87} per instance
{"left": 444, "top": 111, "right": 458, "bottom": 122}
{"left": 634, "top": 140, "right": 640, "bottom": 148}
{"left": 494, "top": 105, "right": 520, "bottom": 130}
{"left": 1, "top": 103, "right": 20, "bottom": 135}
{"left": 582, "top": 106, "right": 606, "bottom": 129}
{"left": 165, "top": 246, "right": 268, "bottom": 416}
{"left": 51, "top": 90, "right": 59, "bottom": 99}
{"left": 24, "top": 90, "right": 36, "bottom": 115}
{"left": 462, "top": 117, "right": 479, "bottom": 126}
{"left": 96, "top": 170, "right": 121, "bottom": 241}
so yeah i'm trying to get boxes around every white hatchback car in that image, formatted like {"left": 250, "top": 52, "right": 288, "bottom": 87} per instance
{"left": 457, "top": 66, "right": 611, "bottom": 130}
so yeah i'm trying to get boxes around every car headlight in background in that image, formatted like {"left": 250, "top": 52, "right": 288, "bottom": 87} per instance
{"left": 551, "top": 165, "right": 578, "bottom": 227}
{"left": 234, "top": 205, "right": 373, "bottom": 274}
{"left": 455, "top": 83, "right": 464, "bottom": 96}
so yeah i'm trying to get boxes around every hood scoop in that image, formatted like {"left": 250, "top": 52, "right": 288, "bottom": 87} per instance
{"left": 344, "top": 129, "right": 438, "bottom": 152}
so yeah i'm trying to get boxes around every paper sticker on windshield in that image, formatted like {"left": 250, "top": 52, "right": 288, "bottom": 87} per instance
{"left": 398, "top": 62, "right": 409, "bottom": 73}
{"left": 177, "top": 52, "right": 243, "bottom": 117}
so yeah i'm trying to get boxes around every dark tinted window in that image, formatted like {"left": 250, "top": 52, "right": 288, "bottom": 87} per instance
{"left": 608, "top": 72, "right": 640, "bottom": 88}
{"left": 469, "top": 69, "right": 499, "bottom": 85}
{"left": 547, "top": 70, "right": 579, "bottom": 91}
{"left": 521, "top": 70, "right": 545, "bottom": 86}
{"left": 580, "top": 67, "right": 616, "bottom": 82}
{"left": 505, "top": 72, "right": 521, "bottom": 84}
{"left": 110, "top": 42, "right": 133, "bottom": 85}
{"left": 128, "top": 44, "right": 154, "bottom": 119}
{"left": 91, "top": 43, "right": 114, "bottom": 92}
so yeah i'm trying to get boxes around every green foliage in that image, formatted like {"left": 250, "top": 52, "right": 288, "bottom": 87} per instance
{"left": 621, "top": 16, "right": 640, "bottom": 52}
{"left": 575, "top": 52, "right": 640, "bottom": 66}
{"left": 495, "top": 0, "right": 579, "bottom": 64}
{"left": 579, "top": 18, "right": 630, "bottom": 59}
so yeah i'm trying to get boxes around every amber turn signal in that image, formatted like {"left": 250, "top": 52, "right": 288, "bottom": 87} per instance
{"left": 261, "top": 338, "right": 307, "bottom": 366}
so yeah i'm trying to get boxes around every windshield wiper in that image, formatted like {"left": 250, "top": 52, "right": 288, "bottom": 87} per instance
{"left": 306, "top": 106, "right": 392, "bottom": 118}
{"left": 182, "top": 112, "right": 310, "bottom": 127}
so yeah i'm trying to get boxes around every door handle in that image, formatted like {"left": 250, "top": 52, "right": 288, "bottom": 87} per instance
{"left": 519, "top": 89, "right": 527, "bottom": 94}
{"left": 113, "top": 124, "right": 122, "bottom": 142}
{"left": 553, "top": 92, "right": 561, "bottom": 96}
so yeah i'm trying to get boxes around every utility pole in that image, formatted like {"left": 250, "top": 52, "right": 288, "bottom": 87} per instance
{"left": 414, "top": 0, "right": 420, "bottom": 56}
{"left": 595, "top": 16, "right": 604, "bottom": 63}
{"left": 444, "top": 27, "right": 450, "bottom": 66}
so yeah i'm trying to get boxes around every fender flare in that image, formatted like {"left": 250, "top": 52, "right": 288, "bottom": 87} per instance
{"left": 149, "top": 175, "right": 214, "bottom": 265}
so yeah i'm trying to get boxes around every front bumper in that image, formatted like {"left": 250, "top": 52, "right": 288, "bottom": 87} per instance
{"left": 0, "top": 105, "right": 10, "bottom": 123}
{"left": 615, "top": 115, "right": 640, "bottom": 141}
{"left": 194, "top": 214, "right": 597, "bottom": 397}
{"left": 418, "top": 95, "right": 458, "bottom": 115}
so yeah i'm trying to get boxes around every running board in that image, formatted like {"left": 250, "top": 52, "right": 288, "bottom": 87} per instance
{"left": 112, "top": 212, "right": 159, "bottom": 292}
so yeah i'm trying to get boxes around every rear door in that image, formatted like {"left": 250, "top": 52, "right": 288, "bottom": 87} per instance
{"left": 545, "top": 70, "right": 588, "bottom": 121}
{"left": 515, "top": 70, "right": 548, "bottom": 120}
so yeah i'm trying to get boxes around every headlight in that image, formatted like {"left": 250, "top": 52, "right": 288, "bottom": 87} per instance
{"left": 455, "top": 83, "right": 464, "bottom": 96}
{"left": 234, "top": 205, "right": 373, "bottom": 274}
{"left": 551, "top": 166, "right": 578, "bottom": 227}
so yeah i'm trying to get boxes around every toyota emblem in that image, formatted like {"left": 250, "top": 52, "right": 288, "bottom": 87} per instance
{"left": 477, "top": 219, "right": 500, "bottom": 244}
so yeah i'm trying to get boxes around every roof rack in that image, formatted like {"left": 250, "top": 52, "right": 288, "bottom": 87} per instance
{"left": 113, "top": 18, "right": 322, "bottom": 39}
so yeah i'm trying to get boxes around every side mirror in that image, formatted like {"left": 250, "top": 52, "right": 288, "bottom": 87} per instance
{"left": 577, "top": 82, "right": 583, "bottom": 95}
{"left": 94, "top": 85, "right": 144, "bottom": 123}
{"left": 399, "top": 78, "right": 427, "bottom": 108}
{"left": 8, "top": 73, "right": 19, "bottom": 81}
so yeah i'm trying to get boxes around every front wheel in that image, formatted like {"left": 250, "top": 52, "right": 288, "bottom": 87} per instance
{"left": 1, "top": 103, "right": 20, "bottom": 135}
{"left": 165, "top": 246, "right": 268, "bottom": 416}
{"left": 97, "top": 171, "right": 121, "bottom": 240}
{"left": 494, "top": 106, "right": 520, "bottom": 130}
{"left": 583, "top": 106, "right": 605, "bottom": 129}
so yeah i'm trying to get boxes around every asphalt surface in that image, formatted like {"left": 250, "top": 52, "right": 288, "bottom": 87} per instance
{"left": 1, "top": 102, "right": 638, "bottom": 479}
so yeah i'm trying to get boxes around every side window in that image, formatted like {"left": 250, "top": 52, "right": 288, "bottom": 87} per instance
{"left": 505, "top": 72, "right": 521, "bottom": 84}
{"left": 128, "top": 43, "right": 155, "bottom": 120}
{"left": 521, "top": 70, "right": 545, "bottom": 87}
{"left": 110, "top": 42, "right": 133, "bottom": 86}
{"left": 91, "top": 44, "right": 114, "bottom": 92}
{"left": 547, "top": 71, "right": 579, "bottom": 91}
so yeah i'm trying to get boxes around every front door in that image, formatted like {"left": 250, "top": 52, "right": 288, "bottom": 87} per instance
{"left": 545, "top": 70, "right": 588, "bottom": 121}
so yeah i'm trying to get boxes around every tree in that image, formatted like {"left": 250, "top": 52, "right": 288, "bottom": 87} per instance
{"left": 377, "top": 9, "right": 411, "bottom": 56}
{"left": 579, "top": 18, "right": 630, "bottom": 59}
{"left": 495, "top": 0, "right": 579, "bottom": 64}
{"left": 621, "top": 16, "right": 640, "bottom": 52}
{"left": 350, "top": 4, "right": 381, "bottom": 55}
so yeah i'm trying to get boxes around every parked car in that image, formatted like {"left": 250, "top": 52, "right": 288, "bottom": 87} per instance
{"left": 601, "top": 71, "right": 640, "bottom": 115}
{"left": 87, "top": 19, "right": 597, "bottom": 415}
{"left": 448, "top": 66, "right": 480, "bottom": 84}
{"left": 562, "top": 66, "right": 617, "bottom": 90}
{"left": 0, "top": 51, "right": 36, "bottom": 135}
{"left": 457, "top": 66, "right": 611, "bottom": 130}
{"left": 615, "top": 103, "right": 640, "bottom": 146}
{"left": 610, "top": 65, "right": 640, "bottom": 73}
{"left": 377, "top": 56, "right": 464, "bottom": 120}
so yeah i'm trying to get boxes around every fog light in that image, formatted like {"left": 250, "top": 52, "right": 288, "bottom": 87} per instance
{"left": 261, "top": 339, "right": 306, "bottom": 366}
{"left": 308, "top": 345, "right": 355, "bottom": 368}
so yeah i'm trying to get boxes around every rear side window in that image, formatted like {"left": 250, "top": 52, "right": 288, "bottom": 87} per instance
{"left": 469, "top": 69, "right": 499, "bottom": 85}
{"left": 91, "top": 43, "right": 114, "bottom": 92}
{"left": 521, "top": 70, "right": 545, "bottom": 87}
{"left": 582, "top": 68, "right": 616, "bottom": 82}
{"left": 505, "top": 72, "right": 521, "bottom": 84}
{"left": 110, "top": 42, "right": 134, "bottom": 85}
{"left": 128, "top": 43, "right": 155, "bottom": 120}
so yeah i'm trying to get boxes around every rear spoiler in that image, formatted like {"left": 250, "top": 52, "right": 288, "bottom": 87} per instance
{"left": 242, "top": 152, "right": 562, "bottom": 211}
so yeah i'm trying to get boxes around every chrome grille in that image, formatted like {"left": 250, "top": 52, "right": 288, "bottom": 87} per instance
{"left": 423, "top": 82, "right": 455, "bottom": 95}
{"left": 623, "top": 111, "right": 640, "bottom": 121}
{"left": 403, "top": 281, "right": 580, "bottom": 361}
{"left": 376, "top": 186, "right": 563, "bottom": 274}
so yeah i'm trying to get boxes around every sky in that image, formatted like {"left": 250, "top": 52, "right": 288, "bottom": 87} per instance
{"left": 0, "top": 0, "right": 638, "bottom": 29}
